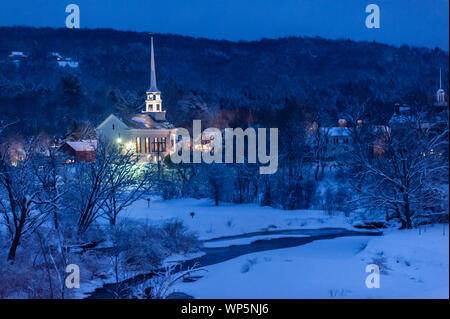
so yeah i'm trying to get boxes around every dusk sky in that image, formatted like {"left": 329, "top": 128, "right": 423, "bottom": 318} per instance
{"left": 1, "top": 0, "right": 449, "bottom": 50}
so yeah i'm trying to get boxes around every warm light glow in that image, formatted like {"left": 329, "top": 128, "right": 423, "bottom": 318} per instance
{"left": 117, "top": 138, "right": 122, "bottom": 143}
{"left": 126, "top": 142, "right": 134, "bottom": 150}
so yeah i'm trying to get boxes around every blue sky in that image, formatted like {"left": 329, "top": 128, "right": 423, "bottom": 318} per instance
{"left": 0, "top": 0, "right": 448, "bottom": 50}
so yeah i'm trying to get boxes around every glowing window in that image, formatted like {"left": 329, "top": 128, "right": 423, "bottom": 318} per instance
{"left": 136, "top": 137, "right": 141, "bottom": 153}
{"left": 145, "top": 137, "right": 150, "bottom": 153}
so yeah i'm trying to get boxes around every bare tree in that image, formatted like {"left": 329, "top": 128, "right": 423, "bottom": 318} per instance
{"left": 101, "top": 154, "right": 156, "bottom": 226}
{"left": 0, "top": 139, "right": 58, "bottom": 261}
{"left": 72, "top": 140, "right": 156, "bottom": 232}
{"left": 310, "top": 123, "right": 330, "bottom": 181}
{"left": 171, "top": 160, "right": 197, "bottom": 198}
{"left": 32, "top": 141, "right": 68, "bottom": 230}
{"left": 352, "top": 121, "right": 448, "bottom": 229}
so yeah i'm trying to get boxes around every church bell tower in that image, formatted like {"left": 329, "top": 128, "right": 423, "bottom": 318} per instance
{"left": 435, "top": 68, "right": 447, "bottom": 108}
{"left": 144, "top": 35, "right": 166, "bottom": 120}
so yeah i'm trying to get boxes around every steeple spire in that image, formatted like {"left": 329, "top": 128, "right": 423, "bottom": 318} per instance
{"left": 144, "top": 33, "right": 164, "bottom": 118}
{"left": 440, "top": 68, "right": 442, "bottom": 89}
{"left": 148, "top": 34, "right": 159, "bottom": 92}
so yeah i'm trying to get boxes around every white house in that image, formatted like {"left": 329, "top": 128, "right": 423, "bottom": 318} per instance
{"left": 8, "top": 51, "right": 27, "bottom": 66}
{"left": 50, "top": 52, "right": 79, "bottom": 68}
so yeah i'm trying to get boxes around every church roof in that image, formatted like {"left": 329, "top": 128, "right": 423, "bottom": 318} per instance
{"left": 123, "top": 113, "right": 173, "bottom": 129}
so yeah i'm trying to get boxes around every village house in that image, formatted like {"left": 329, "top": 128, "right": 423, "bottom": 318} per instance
{"left": 8, "top": 51, "right": 27, "bottom": 67}
{"left": 60, "top": 140, "right": 97, "bottom": 162}
{"left": 50, "top": 52, "right": 79, "bottom": 68}
{"left": 389, "top": 69, "right": 448, "bottom": 130}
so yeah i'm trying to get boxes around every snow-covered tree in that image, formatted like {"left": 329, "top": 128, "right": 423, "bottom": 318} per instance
{"left": 70, "top": 140, "right": 156, "bottom": 232}
{"left": 352, "top": 121, "right": 448, "bottom": 229}
{"left": 0, "top": 138, "right": 58, "bottom": 261}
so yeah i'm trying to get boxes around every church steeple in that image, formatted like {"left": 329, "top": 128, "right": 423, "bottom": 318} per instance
{"left": 149, "top": 35, "right": 159, "bottom": 92}
{"left": 435, "top": 68, "right": 447, "bottom": 107}
{"left": 144, "top": 34, "right": 165, "bottom": 119}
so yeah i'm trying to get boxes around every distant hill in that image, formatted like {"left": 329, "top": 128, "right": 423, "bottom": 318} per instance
{"left": 0, "top": 26, "right": 448, "bottom": 136}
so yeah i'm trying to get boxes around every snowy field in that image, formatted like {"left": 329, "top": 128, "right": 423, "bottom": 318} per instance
{"left": 118, "top": 197, "right": 352, "bottom": 240}
{"left": 171, "top": 228, "right": 449, "bottom": 299}
{"left": 112, "top": 198, "right": 449, "bottom": 299}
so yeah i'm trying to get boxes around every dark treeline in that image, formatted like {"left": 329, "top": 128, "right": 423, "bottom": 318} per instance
{"left": 0, "top": 26, "right": 448, "bottom": 136}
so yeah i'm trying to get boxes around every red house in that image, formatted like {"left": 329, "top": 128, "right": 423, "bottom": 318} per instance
{"left": 60, "top": 140, "right": 97, "bottom": 162}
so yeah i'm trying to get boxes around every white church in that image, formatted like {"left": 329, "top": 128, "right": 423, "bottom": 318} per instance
{"left": 96, "top": 36, "right": 177, "bottom": 163}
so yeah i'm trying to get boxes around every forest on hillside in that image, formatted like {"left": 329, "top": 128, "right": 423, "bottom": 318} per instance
{"left": 0, "top": 26, "right": 448, "bottom": 136}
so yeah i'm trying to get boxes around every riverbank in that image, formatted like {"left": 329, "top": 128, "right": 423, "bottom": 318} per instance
{"left": 171, "top": 226, "right": 449, "bottom": 298}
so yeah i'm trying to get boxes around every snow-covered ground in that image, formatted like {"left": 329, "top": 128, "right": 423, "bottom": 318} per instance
{"left": 118, "top": 197, "right": 353, "bottom": 240}
{"left": 171, "top": 227, "right": 449, "bottom": 299}
{"left": 114, "top": 198, "right": 448, "bottom": 299}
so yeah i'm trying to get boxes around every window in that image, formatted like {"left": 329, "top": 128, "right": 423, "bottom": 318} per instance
{"left": 153, "top": 95, "right": 156, "bottom": 100}
{"left": 145, "top": 137, "right": 150, "bottom": 153}
{"left": 136, "top": 137, "right": 141, "bottom": 153}
{"left": 151, "top": 137, "right": 167, "bottom": 152}
{"left": 152, "top": 137, "right": 158, "bottom": 152}
{"left": 156, "top": 104, "right": 160, "bottom": 111}
{"left": 112, "top": 124, "right": 115, "bottom": 130}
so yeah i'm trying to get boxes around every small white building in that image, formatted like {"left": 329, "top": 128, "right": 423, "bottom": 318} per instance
{"left": 51, "top": 52, "right": 79, "bottom": 68}
{"left": 8, "top": 51, "right": 27, "bottom": 66}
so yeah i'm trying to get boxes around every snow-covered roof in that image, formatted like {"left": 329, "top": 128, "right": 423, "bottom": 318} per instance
{"left": 320, "top": 127, "right": 352, "bottom": 137}
{"left": 9, "top": 51, "right": 27, "bottom": 58}
{"left": 65, "top": 140, "right": 97, "bottom": 152}
{"left": 131, "top": 116, "right": 147, "bottom": 124}
{"left": 125, "top": 114, "right": 174, "bottom": 129}
{"left": 57, "top": 60, "right": 79, "bottom": 68}
{"left": 399, "top": 106, "right": 410, "bottom": 112}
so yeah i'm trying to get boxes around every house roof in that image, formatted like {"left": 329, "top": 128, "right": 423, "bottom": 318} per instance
{"left": 64, "top": 140, "right": 97, "bottom": 152}
{"left": 9, "top": 51, "right": 26, "bottom": 57}
{"left": 320, "top": 127, "right": 352, "bottom": 137}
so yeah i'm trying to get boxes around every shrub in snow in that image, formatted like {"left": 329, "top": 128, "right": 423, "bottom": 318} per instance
{"left": 240, "top": 258, "right": 258, "bottom": 273}
{"left": 161, "top": 219, "right": 200, "bottom": 254}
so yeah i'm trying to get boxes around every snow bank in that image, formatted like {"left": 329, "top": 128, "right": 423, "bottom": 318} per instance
{"left": 171, "top": 227, "right": 448, "bottom": 298}
{"left": 118, "top": 197, "right": 353, "bottom": 240}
